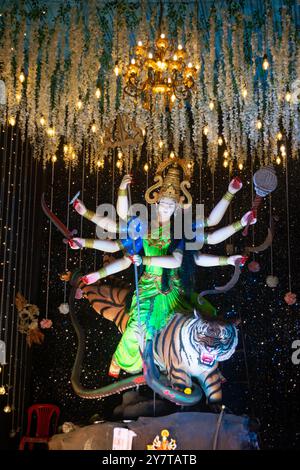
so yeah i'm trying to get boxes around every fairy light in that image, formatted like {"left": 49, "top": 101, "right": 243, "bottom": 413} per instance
{"left": 47, "top": 127, "right": 55, "bottom": 137}
{"left": 91, "top": 123, "right": 97, "bottom": 133}
{"left": 0, "top": 385, "right": 5, "bottom": 395}
{"left": 76, "top": 99, "right": 83, "bottom": 110}
{"left": 158, "top": 140, "right": 164, "bottom": 149}
{"left": 138, "top": 41, "right": 143, "bottom": 47}
{"left": 256, "top": 120, "right": 262, "bottom": 130}
{"left": 9, "top": 117, "right": 16, "bottom": 127}
{"left": 51, "top": 156, "right": 57, "bottom": 163}
{"left": 148, "top": 53, "right": 153, "bottom": 59}
{"left": 40, "top": 116, "right": 46, "bottom": 126}
{"left": 16, "top": 93, "right": 21, "bottom": 103}
{"left": 95, "top": 88, "right": 101, "bottom": 99}
{"left": 178, "top": 44, "right": 183, "bottom": 50}
{"left": 116, "top": 160, "right": 122, "bottom": 169}
{"left": 276, "top": 131, "right": 283, "bottom": 140}
{"left": 223, "top": 159, "right": 229, "bottom": 168}
{"left": 19, "top": 71, "right": 25, "bottom": 83}
{"left": 114, "top": 62, "right": 120, "bottom": 76}
{"left": 262, "top": 55, "right": 269, "bottom": 70}
{"left": 171, "top": 94, "right": 176, "bottom": 103}
{"left": 238, "top": 162, "right": 244, "bottom": 170}
{"left": 242, "top": 88, "right": 248, "bottom": 98}
{"left": 218, "top": 136, "right": 223, "bottom": 146}
{"left": 285, "top": 92, "right": 291, "bottom": 102}
{"left": 118, "top": 150, "right": 123, "bottom": 159}
{"left": 187, "top": 162, "right": 193, "bottom": 169}
{"left": 131, "top": 58, "right": 136, "bottom": 65}
{"left": 203, "top": 125, "right": 209, "bottom": 136}
{"left": 280, "top": 144, "right": 286, "bottom": 154}
{"left": 276, "top": 156, "right": 281, "bottom": 165}
{"left": 71, "top": 152, "right": 76, "bottom": 160}
{"left": 144, "top": 163, "right": 149, "bottom": 172}
{"left": 97, "top": 160, "right": 101, "bottom": 168}
{"left": 170, "top": 151, "right": 175, "bottom": 159}
{"left": 209, "top": 101, "right": 214, "bottom": 110}
{"left": 224, "top": 150, "right": 229, "bottom": 158}
{"left": 142, "top": 128, "right": 146, "bottom": 136}
{"left": 3, "top": 405, "right": 12, "bottom": 413}
{"left": 63, "top": 144, "right": 68, "bottom": 154}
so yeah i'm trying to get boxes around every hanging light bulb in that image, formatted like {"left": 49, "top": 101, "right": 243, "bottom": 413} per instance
{"left": 63, "top": 144, "right": 68, "bottom": 154}
{"left": 178, "top": 44, "right": 183, "bottom": 50}
{"left": 223, "top": 150, "right": 229, "bottom": 158}
{"left": 242, "top": 88, "right": 248, "bottom": 98}
{"left": 276, "top": 156, "right": 281, "bottom": 165}
{"left": 47, "top": 127, "right": 55, "bottom": 137}
{"left": 218, "top": 136, "right": 223, "bottom": 146}
{"left": 238, "top": 162, "right": 244, "bottom": 170}
{"left": 91, "top": 123, "right": 97, "bottom": 133}
{"left": 76, "top": 99, "right": 83, "bottom": 110}
{"left": 114, "top": 62, "right": 120, "bottom": 76}
{"left": 16, "top": 93, "right": 21, "bottom": 103}
{"left": 9, "top": 117, "right": 16, "bottom": 126}
{"left": 203, "top": 125, "right": 209, "bottom": 136}
{"left": 187, "top": 162, "right": 193, "bottom": 169}
{"left": 223, "top": 160, "right": 229, "bottom": 168}
{"left": 138, "top": 41, "right": 143, "bottom": 47}
{"left": 118, "top": 150, "right": 123, "bottom": 159}
{"left": 71, "top": 152, "right": 76, "bottom": 160}
{"left": 40, "top": 116, "right": 46, "bottom": 126}
{"left": 142, "top": 128, "right": 146, "bottom": 137}
{"left": 144, "top": 163, "right": 149, "bottom": 172}
{"left": 3, "top": 405, "right": 12, "bottom": 413}
{"left": 131, "top": 58, "right": 136, "bottom": 65}
{"left": 0, "top": 385, "right": 6, "bottom": 395}
{"left": 170, "top": 151, "right": 175, "bottom": 159}
{"left": 280, "top": 144, "right": 286, "bottom": 154}
{"left": 158, "top": 140, "right": 164, "bottom": 149}
{"left": 52, "top": 156, "right": 57, "bottom": 163}
{"left": 95, "top": 88, "right": 101, "bottom": 99}
{"left": 116, "top": 160, "right": 122, "bottom": 169}
{"left": 209, "top": 101, "right": 214, "bottom": 110}
{"left": 256, "top": 120, "right": 262, "bottom": 130}
{"left": 285, "top": 91, "right": 291, "bottom": 102}
{"left": 171, "top": 93, "right": 176, "bottom": 103}
{"left": 19, "top": 71, "right": 25, "bottom": 83}
{"left": 148, "top": 52, "right": 153, "bottom": 59}
{"left": 97, "top": 160, "right": 101, "bottom": 168}
{"left": 262, "top": 55, "right": 269, "bottom": 70}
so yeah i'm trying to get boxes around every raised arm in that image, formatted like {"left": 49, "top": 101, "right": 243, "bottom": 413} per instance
{"left": 73, "top": 199, "right": 117, "bottom": 233}
{"left": 205, "top": 177, "right": 242, "bottom": 228}
{"left": 131, "top": 252, "right": 183, "bottom": 269}
{"left": 194, "top": 253, "right": 248, "bottom": 267}
{"left": 116, "top": 174, "right": 132, "bottom": 220}
{"left": 205, "top": 210, "right": 256, "bottom": 245}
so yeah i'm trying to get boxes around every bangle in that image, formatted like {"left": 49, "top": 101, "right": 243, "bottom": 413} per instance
{"left": 84, "top": 209, "right": 96, "bottom": 221}
{"left": 142, "top": 256, "right": 151, "bottom": 266}
{"left": 97, "top": 266, "right": 108, "bottom": 279}
{"left": 85, "top": 239, "right": 95, "bottom": 249}
{"left": 232, "top": 220, "right": 243, "bottom": 232}
{"left": 223, "top": 191, "right": 234, "bottom": 202}
{"left": 219, "top": 256, "right": 229, "bottom": 266}
{"left": 118, "top": 188, "right": 127, "bottom": 196}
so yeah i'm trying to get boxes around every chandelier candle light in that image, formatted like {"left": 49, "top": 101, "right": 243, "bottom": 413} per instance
{"left": 124, "top": 34, "right": 199, "bottom": 109}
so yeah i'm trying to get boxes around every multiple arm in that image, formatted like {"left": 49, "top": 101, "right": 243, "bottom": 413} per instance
{"left": 205, "top": 177, "right": 242, "bottom": 227}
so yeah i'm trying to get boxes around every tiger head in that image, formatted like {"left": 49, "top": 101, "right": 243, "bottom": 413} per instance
{"left": 192, "top": 313, "right": 238, "bottom": 367}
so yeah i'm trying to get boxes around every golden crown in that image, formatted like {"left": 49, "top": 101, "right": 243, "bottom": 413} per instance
{"left": 145, "top": 156, "right": 193, "bottom": 207}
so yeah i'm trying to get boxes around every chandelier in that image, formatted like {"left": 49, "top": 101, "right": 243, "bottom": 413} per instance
{"left": 123, "top": 33, "right": 199, "bottom": 110}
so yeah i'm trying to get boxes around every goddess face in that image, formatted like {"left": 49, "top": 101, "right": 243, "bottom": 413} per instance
{"left": 157, "top": 197, "right": 177, "bottom": 222}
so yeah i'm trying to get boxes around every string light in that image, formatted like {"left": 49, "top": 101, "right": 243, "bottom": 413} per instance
{"left": 63, "top": 145, "right": 69, "bottom": 154}
{"left": 256, "top": 120, "right": 262, "bottom": 130}
{"left": 224, "top": 150, "right": 229, "bottom": 158}
{"left": 158, "top": 140, "right": 164, "bottom": 149}
{"left": 15, "top": 93, "right": 21, "bottom": 103}
{"left": 242, "top": 88, "right": 248, "bottom": 98}
{"left": 47, "top": 127, "right": 55, "bottom": 137}
{"left": 262, "top": 55, "right": 270, "bottom": 70}
{"left": 223, "top": 159, "right": 229, "bottom": 168}
{"left": 285, "top": 92, "right": 291, "bottom": 102}
{"left": 40, "top": 116, "right": 46, "bottom": 126}
{"left": 19, "top": 71, "right": 25, "bottom": 83}
{"left": 95, "top": 88, "right": 101, "bottom": 99}
{"left": 51, "top": 156, "right": 57, "bottom": 163}
{"left": 144, "top": 163, "right": 149, "bottom": 172}
{"left": 209, "top": 101, "right": 214, "bottom": 110}
{"left": 218, "top": 136, "right": 223, "bottom": 146}
{"left": 280, "top": 144, "right": 286, "bottom": 154}
{"left": 91, "top": 123, "right": 97, "bottom": 133}
{"left": 203, "top": 125, "right": 209, "bottom": 136}
{"left": 276, "top": 131, "right": 283, "bottom": 140}
{"left": 171, "top": 93, "right": 176, "bottom": 102}
{"left": 276, "top": 156, "right": 281, "bottom": 165}
{"left": 8, "top": 117, "right": 16, "bottom": 126}
{"left": 0, "top": 385, "right": 6, "bottom": 395}
{"left": 170, "top": 151, "right": 175, "bottom": 159}
{"left": 142, "top": 128, "right": 146, "bottom": 136}
{"left": 3, "top": 405, "right": 12, "bottom": 413}
{"left": 238, "top": 162, "right": 244, "bottom": 170}
{"left": 114, "top": 62, "right": 120, "bottom": 76}
{"left": 117, "top": 150, "right": 123, "bottom": 159}
{"left": 76, "top": 99, "right": 83, "bottom": 110}
{"left": 116, "top": 160, "right": 122, "bottom": 169}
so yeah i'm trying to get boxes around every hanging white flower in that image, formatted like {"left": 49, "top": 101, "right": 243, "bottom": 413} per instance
{"left": 266, "top": 275, "right": 279, "bottom": 288}
{"left": 0, "top": 80, "right": 6, "bottom": 105}
{"left": 58, "top": 303, "right": 69, "bottom": 315}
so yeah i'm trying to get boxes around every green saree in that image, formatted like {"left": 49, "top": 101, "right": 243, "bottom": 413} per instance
{"left": 114, "top": 224, "right": 216, "bottom": 374}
